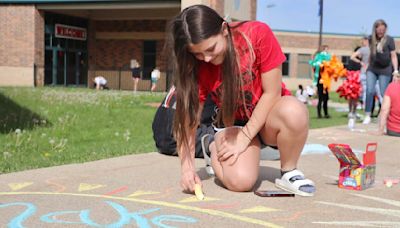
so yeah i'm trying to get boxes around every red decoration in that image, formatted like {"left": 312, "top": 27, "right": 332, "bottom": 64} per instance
{"left": 336, "top": 70, "right": 362, "bottom": 100}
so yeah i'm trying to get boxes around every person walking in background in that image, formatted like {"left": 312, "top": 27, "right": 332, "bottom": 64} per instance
{"left": 371, "top": 82, "right": 383, "bottom": 117}
{"left": 168, "top": 5, "right": 315, "bottom": 196}
{"left": 350, "top": 36, "right": 370, "bottom": 110}
{"left": 363, "top": 19, "right": 399, "bottom": 124}
{"left": 150, "top": 67, "right": 161, "bottom": 92}
{"left": 130, "top": 59, "right": 141, "bottom": 93}
{"left": 337, "top": 45, "right": 363, "bottom": 129}
{"left": 336, "top": 62, "right": 361, "bottom": 129}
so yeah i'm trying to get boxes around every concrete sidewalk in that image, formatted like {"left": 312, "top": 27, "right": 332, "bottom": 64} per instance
{"left": 1, "top": 123, "right": 399, "bottom": 228}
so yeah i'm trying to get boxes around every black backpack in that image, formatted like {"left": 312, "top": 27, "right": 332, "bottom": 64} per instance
{"left": 152, "top": 87, "right": 216, "bottom": 158}
{"left": 152, "top": 87, "right": 178, "bottom": 155}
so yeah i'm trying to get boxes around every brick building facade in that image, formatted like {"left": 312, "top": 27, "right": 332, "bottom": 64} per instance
{"left": 0, "top": 0, "right": 256, "bottom": 91}
{"left": 0, "top": 0, "right": 398, "bottom": 91}
{"left": 276, "top": 30, "right": 400, "bottom": 90}
{"left": 88, "top": 19, "right": 169, "bottom": 91}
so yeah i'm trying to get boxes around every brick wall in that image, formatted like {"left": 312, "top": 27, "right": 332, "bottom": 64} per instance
{"left": 96, "top": 20, "right": 166, "bottom": 32}
{"left": 90, "top": 20, "right": 168, "bottom": 71}
{"left": 0, "top": 5, "right": 35, "bottom": 67}
{"left": 0, "top": 4, "right": 44, "bottom": 86}
{"left": 88, "top": 20, "right": 97, "bottom": 71}
{"left": 34, "top": 9, "right": 45, "bottom": 86}
{"left": 276, "top": 32, "right": 400, "bottom": 55}
{"left": 87, "top": 19, "right": 169, "bottom": 91}
{"left": 94, "top": 39, "right": 143, "bottom": 70}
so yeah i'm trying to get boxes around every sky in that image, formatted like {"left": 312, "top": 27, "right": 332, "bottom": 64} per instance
{"left": 257, "top": 0, "right": 400, "bottom": 37}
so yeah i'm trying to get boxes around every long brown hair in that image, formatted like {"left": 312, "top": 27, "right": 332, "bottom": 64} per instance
{"left": 168, "top": 5, "right": 244, "bottom": 149}
{"left": 370, "top": 19, "right": 387, "bottom": 56}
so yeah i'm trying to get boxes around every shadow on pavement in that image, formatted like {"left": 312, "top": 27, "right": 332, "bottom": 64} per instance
{"left": 205, "top": 166, "right": 281, "bottom": 191}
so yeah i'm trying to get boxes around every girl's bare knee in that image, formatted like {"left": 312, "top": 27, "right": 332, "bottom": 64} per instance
{"left": 224, "top": 171, "right": 258, "bottom": 192}
{"left": 279, "top": 98, "right": 309, "bottom": 130}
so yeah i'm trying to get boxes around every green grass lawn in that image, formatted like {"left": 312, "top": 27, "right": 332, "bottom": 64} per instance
{"left": 0, "top": 87, "right": 164, "bottom": 173}
{"left": 0, "top": 87, "right": 347, "bottom": 173}
{"left": 329, "top": 90, "right": 347, "bottom": 104}
{"left": 308, "top": 105, "right": 348, "bottom": 129}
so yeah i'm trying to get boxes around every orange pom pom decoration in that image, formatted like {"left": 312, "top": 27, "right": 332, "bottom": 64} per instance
{"left": 320, "top": 55, "right": 347, "bottom": 92}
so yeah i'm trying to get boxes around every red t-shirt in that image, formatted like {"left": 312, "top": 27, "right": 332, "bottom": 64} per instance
{"left": 198, "top": 21, "right": 286, "bottom": 121}
{"left": 385, "top": 82, "right": 400, "bottom": 133}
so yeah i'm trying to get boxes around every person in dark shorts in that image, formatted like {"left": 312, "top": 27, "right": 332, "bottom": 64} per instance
{"left": 130, "top": 59, "right": 141, "bottom": 92}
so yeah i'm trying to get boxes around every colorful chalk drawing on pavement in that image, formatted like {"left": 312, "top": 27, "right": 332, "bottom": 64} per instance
{"left": 0, "top": 199, "right": 198, "bottom": 228}
{"left": 301, "top": 144, "right": 330, "bottom": 155}
{"left": 0, "top": 182, "right": 283, "bottom": 228}
{"left": 2, "top": 182, "right": 396, "bottom": 227}
{"left": 313, "top": 193, "right": 400, "bottom": 226}
{"left": 264, "top": 143, "right": 362, "bottom": 157}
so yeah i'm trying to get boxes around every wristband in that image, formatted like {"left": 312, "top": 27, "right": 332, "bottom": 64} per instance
{"left": 241, "top": 128, "right": 252, "bottom": 142}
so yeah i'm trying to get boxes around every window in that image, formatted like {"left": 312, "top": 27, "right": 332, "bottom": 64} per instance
{"left": 297, "top": 54, "right": 312, "bottom": 79}
{"left": 282, "top": 53, "right": 290, "bottom": 77}
{"left": 45, "top": 33, "right": 52, "bottom": 47}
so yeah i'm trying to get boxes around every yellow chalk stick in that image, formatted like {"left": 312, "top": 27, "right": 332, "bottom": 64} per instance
{"left": 194, "top": 184, "right": 204, "bottom": 200}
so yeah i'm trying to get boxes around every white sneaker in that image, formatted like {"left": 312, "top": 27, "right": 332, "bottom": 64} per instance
{"left": 362, "top": 116, "right": 371, "bottom": 125}
{"left": 201, "top": 134, "right": 215, "bottom": 176}
{"left": 348, "top": 118, "right": 355, "bottom": 129}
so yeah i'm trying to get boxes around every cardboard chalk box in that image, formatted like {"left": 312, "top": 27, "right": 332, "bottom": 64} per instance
{"left": 329, "top": 143, "right": 377, "bottom": 190}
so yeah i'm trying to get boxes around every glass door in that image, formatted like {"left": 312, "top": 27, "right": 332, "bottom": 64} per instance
{"left": 44, "top": 13, "right": 88, "bottom": 86}
{"left": 44, "top": 49, "right": 53, "bottom": 84}
{"left": 56, "top": 50, "right": 66, "bottom": 85}
{"left": 66, "top": 51, "right": 76, "bottom": 85}
{"left": 78, "top": 52, "right": 88, "bottom": 85}
{"left": 143, "top": 40, "right": 157, "bottom": 79}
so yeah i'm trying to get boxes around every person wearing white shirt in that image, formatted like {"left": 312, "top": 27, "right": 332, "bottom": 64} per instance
{"left": 93, "top": 76, "right": 107, "bottom": 90}
{"left": 151, "top": 68, "right": 161, "bottom": 92}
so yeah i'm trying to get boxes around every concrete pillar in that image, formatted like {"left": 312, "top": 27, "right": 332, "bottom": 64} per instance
{"left": 290, "top": 53, "right": 298, "bottom": 79}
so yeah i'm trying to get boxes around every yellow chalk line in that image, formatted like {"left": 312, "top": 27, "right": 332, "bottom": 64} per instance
{"left": 0, "top": 192, "right": 282, "bottom": 228}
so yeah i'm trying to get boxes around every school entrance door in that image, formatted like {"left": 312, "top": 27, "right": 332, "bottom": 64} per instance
{"left": 44, "top": 14, "right": 88, "bottom": 86}
{"left": 45, "top": 49, "right": 87, "bottom": 86}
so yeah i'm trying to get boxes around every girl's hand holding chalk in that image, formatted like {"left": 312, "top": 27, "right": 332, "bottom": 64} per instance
{"left": 194, "top": 184, "right": 205, "bottom": 200}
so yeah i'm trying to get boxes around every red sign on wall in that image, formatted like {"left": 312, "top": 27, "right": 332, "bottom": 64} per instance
{"left": 55, "top": 24, "right": 87, "bottom": 41}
